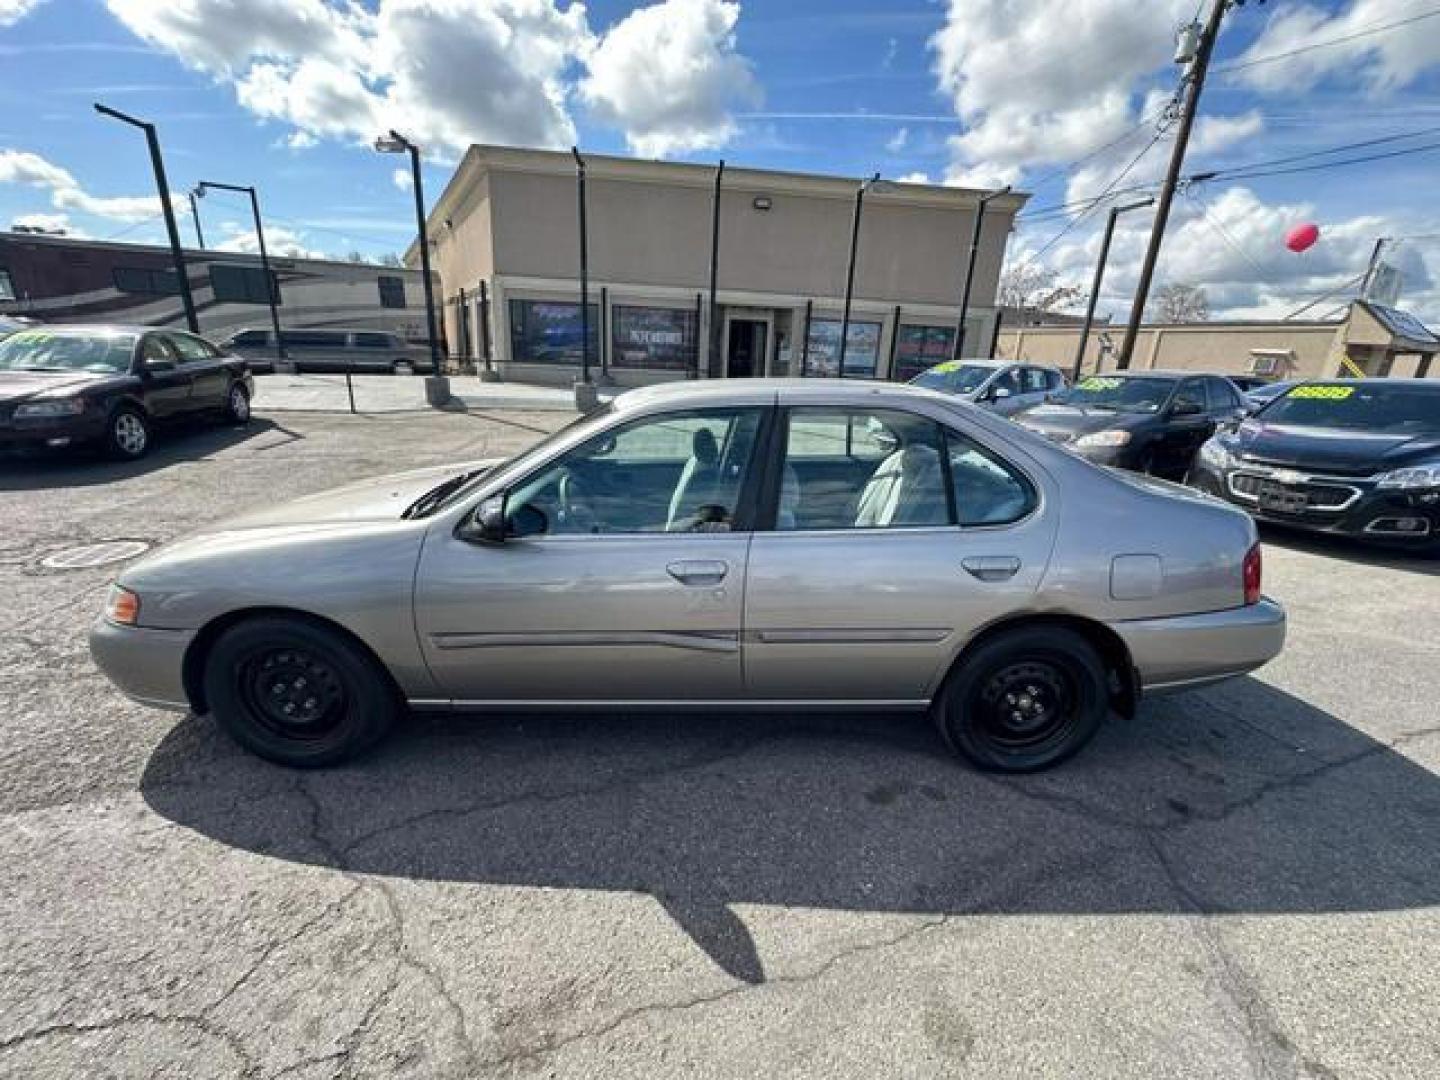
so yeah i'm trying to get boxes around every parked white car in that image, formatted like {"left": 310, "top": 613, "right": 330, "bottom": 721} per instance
{"left": 909, "top": 359, "right": 1067, "bottom": 416}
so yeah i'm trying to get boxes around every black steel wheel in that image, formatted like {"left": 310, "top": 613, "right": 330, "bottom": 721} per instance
{"left": 104, "top": 404, "right": 150, "bottom": 460}
{"left": 935, "top": 626, "right": 1108, "bottom": 772}
{"left": 203, "top": 617, "right": 398, "bottom": 767}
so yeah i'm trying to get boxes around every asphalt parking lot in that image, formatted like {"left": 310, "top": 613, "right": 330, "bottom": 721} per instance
{"left": 1, "top": 406, "right": 1437, "bottom": 1079}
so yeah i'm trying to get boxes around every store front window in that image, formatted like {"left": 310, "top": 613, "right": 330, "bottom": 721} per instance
{"left": 893, "top": 324, "right": 958, "bottom": 382}
{"left": 611, "top": 305, "right": 697, "bottom": 371}
{"left": 509, "top": 299, "right": 599, "bottom": 365}
{"left": 803, "top": 318, "right": 882, "bottom": 378}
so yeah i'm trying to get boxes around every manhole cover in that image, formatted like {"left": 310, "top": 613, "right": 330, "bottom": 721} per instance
{"left": 41, "top": 540, "right": 151, "bottom": 570}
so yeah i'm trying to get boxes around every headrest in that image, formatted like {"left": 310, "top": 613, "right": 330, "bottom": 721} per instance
{"left": 692, "top": 426, "right": 719, "bottom": 464}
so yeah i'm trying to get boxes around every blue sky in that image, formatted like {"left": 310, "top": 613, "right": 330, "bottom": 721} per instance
{"left": 3, "top": 0, "right": 1439, "bottom": 320}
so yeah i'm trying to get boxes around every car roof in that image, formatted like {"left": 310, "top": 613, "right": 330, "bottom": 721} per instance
{"left": 614, "top": 378, "right": 966, "bottom": 413}
{"left": 4, "top": 322, "right": 155, "bottom": 335}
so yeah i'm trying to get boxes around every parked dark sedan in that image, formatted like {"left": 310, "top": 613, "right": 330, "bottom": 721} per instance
{"left": 1190, "top": 379, "right": 1440, "bottom": 553}
{"left": 0, "top": 325, "right": 253, "bottom": 460}
{"left": 1011, "top": 371, "right": 1248, "bottom": 479}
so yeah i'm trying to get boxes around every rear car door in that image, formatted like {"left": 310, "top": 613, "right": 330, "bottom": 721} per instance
{"left": 163, "top": 332, "right": 227, "bottom": 411}
{"left": 414, "top": 405, "right": 768, "bottom": 702}
{"left": 135, "top": 334, "right": 189, "bottom": 419}
{"left": 742, "top": 402, "right": 1055, "bottom": 702}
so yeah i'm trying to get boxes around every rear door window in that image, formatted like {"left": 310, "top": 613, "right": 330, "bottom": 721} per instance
{"left": 946, "top": 432, "right": 1037, "bottom": 526}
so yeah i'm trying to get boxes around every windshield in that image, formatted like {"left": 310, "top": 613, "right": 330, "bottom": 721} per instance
{"left": 1258, "top": 382, "right": 1440, "bottom": 433}
{"left": 909, "top": 362, "right": 996, "bottom": 395}
{"left": 0, "top": 329, "right": 136, "bottom": 374}
{"left": 1057, "top": 375, "right": 1177, "bottom": 413}
{"left": 410, "top": 403, "right": 617, "bottom": 517}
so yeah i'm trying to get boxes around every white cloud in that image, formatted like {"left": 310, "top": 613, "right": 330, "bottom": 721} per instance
{"left": 214, "top": 220, "right": 326, "bottom": 259}
{"left": 0, "top": 0, "right": 47, "bottom": 27}
{"left": 930, "top": 0, "right": 1193, "bottom": 187}
{"left": 896, "top": 171, "right": 932, "bottom": 184}
{"left": 1229, "top": 0, "right": 1440, "bottom": 96}
{"left": 580, "top": 0, "right": 760, "bottom": 157}
{"left": 102, "top": 0, "right": 756, "bottom": 160}
{"left": 886, "top": 126, "right": 910, "bottom": 153}
{"left": 0, "top": 147, "right": 163, "bottom": 223}
{"left": 392, "top": 167, "right": 413, "bottom": 191}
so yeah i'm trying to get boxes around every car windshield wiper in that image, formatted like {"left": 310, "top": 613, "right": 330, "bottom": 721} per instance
{"left": 401, "top": 468, "right": 488, "bottom": 520}
{"left": 9, "top": 365, "right": 70, "bottom": 372}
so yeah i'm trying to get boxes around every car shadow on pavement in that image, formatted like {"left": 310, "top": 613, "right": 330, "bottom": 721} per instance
{"left": 140, "top": 677, "right": 1440, "bottom": 985}
{"left": 1259, "top": 523, "right": 1440, "bottom": 576}
{"left": 0, "top": 418, "right": 288, "bottom": 491}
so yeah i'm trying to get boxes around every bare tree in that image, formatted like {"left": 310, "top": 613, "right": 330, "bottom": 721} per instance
{"left": 1150, "top": 283, "right": 1209, "bottom": 323}
{"left": 998, "top": 263, "right": 1083, "bottom": 315}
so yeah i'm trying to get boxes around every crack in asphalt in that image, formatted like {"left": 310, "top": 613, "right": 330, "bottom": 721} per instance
{"left": 0, "top": 1012, "right": 260, "bottom": 1077}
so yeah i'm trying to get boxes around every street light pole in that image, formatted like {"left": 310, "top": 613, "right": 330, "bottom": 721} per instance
{"left": 570, "top": 146, "right": 598, "bottom": 411}
{"left": 374, "top": 131, "right": 448, "bottom": 405}
{"left": 1072, "top": 197, "right": 1155, "bottom": 381}
{"left": 1116, "top": 0, "right": 1230, "bottom": 369}
{"left": 195, "top": 181, "right": 288, "bottom": 370}
{"left": 838, "top": 172, "right": 880, "bottom": 378}
{"left": 952, "top": 184, "right": 1011, "bottom": 362}
{"left": 705, "top": 159, "right": 724, "bottom": 380}
{"left": 187, "top": 189, "right": 206, "bottom": 248}
{"left": 93, "top": 102, "right": 199, "bottom": 332}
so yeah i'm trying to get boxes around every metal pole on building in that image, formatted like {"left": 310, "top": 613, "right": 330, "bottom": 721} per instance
{"left": 196, "top": 181, "right": 289, "bottom": 370}
{"left": 187, "top": 189, "right": 206, "bottom": 248}
{"left": 800, "top": 299, "right": 813, "bottom": 376}
{"left": 374, "top": 131, "right": 448, "bottom": 404}
{"left": 479, "top": 280, "right": 497, "bottom": 381}
{"left": 706, "top": 160, "right": 724, "bottom": 379}
{"left": 1117, "top": 0, "right": 1229, "bottom": 369}
{"left": 570, "top": 146, "right": 598, "bottom": 411}
{"left": 1072, "top": 197, "right": 1154, "bottom": 382}
{"left": 886, "top": 304, "right": 902, "bottom": 381}
{"left": 693, "top": 293, "right": 703, "bottom": 377}
{"left": 599, "top": 285, "right": 610, "bottom": 383}
{"left": 988, "top": 305, "right": 1005, "bottom": 359}
{"left": 839, "top": 173, "right": 880, "bottom": 378}
{"left": 953, "top": 184, "right": 1011, "bottom": 362}
{"left": 94, "top": 103, "right": 198, "bottom": 333}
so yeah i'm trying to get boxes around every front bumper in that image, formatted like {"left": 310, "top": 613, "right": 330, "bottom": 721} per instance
{"left": 1112, "top": 598, "right": 1287, "bottom": 692}
{"left": 89, "top": 617, "right": 195, "bottom": 711}
{"left": 1191, "top": 461, "right": 1440, "bottom": 546}
{"left": 0, "top": 410, "right": 107, "bottom": 452}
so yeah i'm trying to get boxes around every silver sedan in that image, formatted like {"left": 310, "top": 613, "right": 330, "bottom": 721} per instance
{"left": 90, "top": 380, "right": 1285, "bottom": 772}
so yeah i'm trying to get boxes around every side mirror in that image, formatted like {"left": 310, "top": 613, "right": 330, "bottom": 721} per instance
{"left": 991, "top": 386, "right": 1012, "bottom": 401}
{"left": 142, "top": 358, "right": 176, "bottom": 375}
{"left": 461, "top": 496, "right": 509, "bottom": 544}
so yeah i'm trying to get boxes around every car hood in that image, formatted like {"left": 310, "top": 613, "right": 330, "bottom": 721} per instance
{"left": 214, "top": 458, "right": 505, "bottom": 531}
{"left": 1227, "top": 421, "right": 1440, "bottom": 474}
{"left": 0, "top": 370, "right": 119, "bottom": 403}
{"left": 1013, "top": 403, "right": 1145, "bottom": 438}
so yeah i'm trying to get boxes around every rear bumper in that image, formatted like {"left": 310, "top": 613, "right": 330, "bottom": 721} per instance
{"left": 1112, "top": 598, "right": 1287, "bottom": 692}
{"left": 89, "top": 618, "right": 194, "bottom": 711}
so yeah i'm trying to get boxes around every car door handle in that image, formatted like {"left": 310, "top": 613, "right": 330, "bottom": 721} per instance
{"left": 667, "top": 560, "right": 729, "bottom": 586}
{"left": 962, "top": 556, "right": 1021, "bottom": 582}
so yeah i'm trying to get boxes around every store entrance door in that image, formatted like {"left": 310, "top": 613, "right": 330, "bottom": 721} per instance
{"left": 726, "top": 319, "right": 768, "bottom": 378}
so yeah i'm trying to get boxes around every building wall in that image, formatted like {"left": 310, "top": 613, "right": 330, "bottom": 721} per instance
{"left": 997, "top": 322, "right": 1346, "bottom": 379}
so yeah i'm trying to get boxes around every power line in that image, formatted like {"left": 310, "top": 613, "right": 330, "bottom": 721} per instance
{"left": 1207, "top": 137, "right": 1440, "bottom": 182}
{"left": 1213, "top": 5, "right": 1440, "bottom": 75}
{"left": 1185, "top": 188, "right": 1269, "bottom": 278}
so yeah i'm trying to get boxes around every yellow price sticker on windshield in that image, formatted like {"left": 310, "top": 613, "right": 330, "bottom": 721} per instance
{"left": 1078, "top": 377, "right": 1121, "bottom": 390}
{"left": 1288, "top": 385, "right": 1355, "bottom": 401}
{"left": 931, "top": 361, "right": 960, "bottom": 373}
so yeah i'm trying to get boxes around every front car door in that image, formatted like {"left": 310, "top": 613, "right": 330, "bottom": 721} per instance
{"left": 133, "top": 334, "right": 189, "bottom": 419}
{"left": 414, "top": 404, "right": 768, "bottom": 703}
{"left": 743, "top": 397, "right": 1057, "bottom": 702}
{"left": 1155, "top": 378, "right": 1211, "bottom": 477}
{"left": 163, "top": 332, "right": 227, "bottom": 410}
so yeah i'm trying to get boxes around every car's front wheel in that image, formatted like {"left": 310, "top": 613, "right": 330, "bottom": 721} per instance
{"left": 104, "top": 405, "right": 150, "bottom": 460}
{"left": 202, "top": 616, "right": 398, "bottom": 767}
{"left": 222, "top": 382, "right": 251, "bottom": 425}
{"left": 935, "top": 626, "right": 1108, "bottom": 772}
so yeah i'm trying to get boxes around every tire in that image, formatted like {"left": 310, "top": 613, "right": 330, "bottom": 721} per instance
{"left": 222, "top": 382, "right": 251, "bottom": 425}
{"left": 202, "top": 617, "right": 398, "bottom": 767}
{"left": 934, "top": 626, "right": 1108, "bottom": 772}
{"left": 104, "top": 405, "right": 151, "bottom": 460}
{"left": 391, "top": 359, "right": 412, "bottom": 375}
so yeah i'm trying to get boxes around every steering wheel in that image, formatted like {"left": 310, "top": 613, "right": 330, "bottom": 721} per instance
{"left": 556, "top": 469, "right": 598, "bottom": 533}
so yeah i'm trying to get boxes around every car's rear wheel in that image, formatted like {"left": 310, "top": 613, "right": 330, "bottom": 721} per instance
{"left": 202, "top": 617, "right": 398, "bottom": 767}
{"left": 935, "top": 626, "right": 1108, "bottom": 772}
{"left": 223, "top": 382, "right": 251, "bottom": 425}
{"left": 104, "top": 405, "right": 150, "bottom": 460}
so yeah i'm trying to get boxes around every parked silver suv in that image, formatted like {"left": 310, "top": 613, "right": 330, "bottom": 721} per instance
{"left": 219, "top": 327, "right": 429, "bottom": 375}
{"left": 910, "top": 359, "right": 1067, "bottom": 416}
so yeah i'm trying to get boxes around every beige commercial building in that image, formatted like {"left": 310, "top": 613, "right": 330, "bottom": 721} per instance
{"left": 418, "top": 145, "right": 1027, "bottom": 386}
{"left": 998, "top": 301, "right": 1439, "bottom": 381}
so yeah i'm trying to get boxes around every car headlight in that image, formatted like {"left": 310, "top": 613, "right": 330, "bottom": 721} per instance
{"left": 1198, "top": 438, "right": 1235, "bottom": 469}
{"left": 15, "top": 397, "right": 86, "bottom": 418}
{"left": 1075, "top": 430, "right": 1132, "bottom": 449}
{"left": 103, "top": 584, "right": 140, "bottom": 626}
{"left": 1376, "top": 463, "right": 1440, "bottom": 490}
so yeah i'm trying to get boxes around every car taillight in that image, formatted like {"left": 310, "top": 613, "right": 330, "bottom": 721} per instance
{"left": 1242, "top": 543, "right": 1262, "bottom": 606}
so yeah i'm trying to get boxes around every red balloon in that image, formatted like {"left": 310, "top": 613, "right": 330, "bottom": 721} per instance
{"left": 1285, "top": 222, "right": 1320, "bottom": 252}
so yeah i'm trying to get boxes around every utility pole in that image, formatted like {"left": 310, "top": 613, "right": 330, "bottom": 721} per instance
{"left": 1116, "top": 0, "right": 1232, "bottom": 369}
{"left": 1073, "top": 197, "right": 1154, "bottom": 380}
